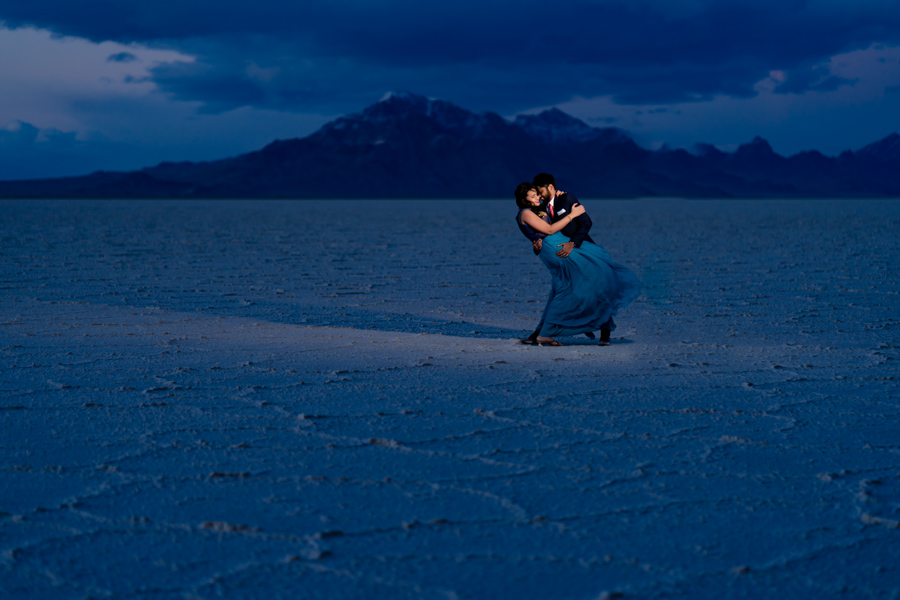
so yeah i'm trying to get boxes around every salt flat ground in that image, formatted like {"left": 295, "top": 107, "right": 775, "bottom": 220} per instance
{"left": 1, "top": 198, "right": 899, "bottom": 599}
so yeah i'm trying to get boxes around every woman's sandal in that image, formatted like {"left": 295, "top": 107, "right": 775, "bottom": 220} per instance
{"left": 536, "top": 337, "right": 563, "bottom": 347}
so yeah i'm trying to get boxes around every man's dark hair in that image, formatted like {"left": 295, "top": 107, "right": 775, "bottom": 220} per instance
{"left": 532, "top": 173, "right": 557, "bottom": 188}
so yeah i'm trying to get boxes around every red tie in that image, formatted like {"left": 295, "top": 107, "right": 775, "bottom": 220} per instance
{"left": 549, "top": 202, "right": 555, "bottom": 218}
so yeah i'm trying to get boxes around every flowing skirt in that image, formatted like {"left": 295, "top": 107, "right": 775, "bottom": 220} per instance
{"left": 536, "top": 232, "right": 642, "bottom": 338}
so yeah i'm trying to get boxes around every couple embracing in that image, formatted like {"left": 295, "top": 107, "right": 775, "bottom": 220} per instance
{"left": 515, "top": 173, "right": 642, "bottom": 347}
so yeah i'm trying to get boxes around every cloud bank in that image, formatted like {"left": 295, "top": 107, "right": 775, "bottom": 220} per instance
{"left": 2, "top": 0, "right": 900, "bottom": 113}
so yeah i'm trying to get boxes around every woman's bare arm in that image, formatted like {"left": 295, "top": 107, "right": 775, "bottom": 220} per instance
{"left": 520, "top": 204, "right": 586, "bottom": 234}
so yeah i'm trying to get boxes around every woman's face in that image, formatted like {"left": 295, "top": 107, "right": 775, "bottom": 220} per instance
{"left": 525, "top": 189, "right": 541, "bottom": 207}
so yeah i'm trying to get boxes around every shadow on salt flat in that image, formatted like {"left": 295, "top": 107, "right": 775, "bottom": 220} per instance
{"left": 201, "top": 298, "right": 636, "bottom": 343}
{"left": 140, "top": 294, "right": 642, "bottom": 345}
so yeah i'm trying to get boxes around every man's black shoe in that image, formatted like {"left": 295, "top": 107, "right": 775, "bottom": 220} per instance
{"left": 598, "top": 328, "right": 611, "bottom": 346}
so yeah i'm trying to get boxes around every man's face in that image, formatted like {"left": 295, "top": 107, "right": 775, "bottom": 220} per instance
{"left": 537, "top": 185, "right": 555, "bottom": 201}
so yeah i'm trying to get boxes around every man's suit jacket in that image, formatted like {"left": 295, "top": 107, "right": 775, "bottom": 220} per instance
{"left": 549, "top": 192, "right": 594, "bottom": 247}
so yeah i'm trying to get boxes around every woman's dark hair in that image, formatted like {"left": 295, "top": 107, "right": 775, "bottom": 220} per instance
{"left": 515, "top": 182, "right": 537, "bottom": 209}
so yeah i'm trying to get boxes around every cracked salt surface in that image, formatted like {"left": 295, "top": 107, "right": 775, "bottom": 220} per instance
{"left": 1, "top": 198, "right": 899, "bottom": 598}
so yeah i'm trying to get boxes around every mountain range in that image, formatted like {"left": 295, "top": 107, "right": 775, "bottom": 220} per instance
{"left": 2, "top": 90, "right": 899, "bottom": 198}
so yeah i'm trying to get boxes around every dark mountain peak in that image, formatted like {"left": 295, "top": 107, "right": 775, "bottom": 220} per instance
{"left": 732, "top": 137, "right": 785, "bottom": 168}
{"left": 856, "top": 132, "right": 900, "bottom": 161}
{"left": 318, "top": 91, "right": 523, "bottom": 146}
{"left": 513, "top": 108, "right": 626, "bottom": 144}
{"left": 785, "top": 149, "right": 834, "bottom": 173}
{"left": 380, "top": 90, "right": 427, "bottom": 104}
{"left": 310, "top": 91, "right": 446, "bottom": 147}
{"left": 514, "top": 107, "right": 585, "bottom": 129}
{"left": 791, "top": 149, "right": 826, "bottom": 158}
{"left": 427, "top": 99, "right": 476, "bottom": 125}
{"left": 737, "top": 136, "right": 775, "bottom": 155}
{"left": 318, "top": 93, "right": 620, "bottom": 148}
{"left": 691, "top": 143, "right": 726, "bottom": 158}
{"left": 361, "top": 90, "right": 492, "bottom": 126}
{"left": 364, "top": 90, "right": 431, "bottom": 118}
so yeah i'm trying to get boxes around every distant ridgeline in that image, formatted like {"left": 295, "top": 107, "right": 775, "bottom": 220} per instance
{"left": 2, "top": 90, "right": 900, "bottom": 198}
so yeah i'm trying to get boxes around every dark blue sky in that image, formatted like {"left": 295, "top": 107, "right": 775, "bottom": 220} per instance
{"left": 2, "top": 0, "right": 900, "bottom": 179}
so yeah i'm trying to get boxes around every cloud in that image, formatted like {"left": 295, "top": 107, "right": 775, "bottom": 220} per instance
{"left": 2, "top": 0, "right": 900, "bottom": 113}
{"left": 1, "top": 119, "right": 39, "bottom": 144}
{"left": 0, "top": 120, "right": 100, "bottom": 179}
{"left": 1, "top": 120, "right": 84, "bottom": 146}
{"left": 107, "top": 51, "right": 137, "bottom": 63}
{"left": 773, "top": 64, "right": 858, "bottom": 94}
{"left": 0, "top": 26, "right": 191, "bottom": 131}
{"left": 149, "top": 60, "right": 267, "bottom": 113}
{"left": 0, "top": 85, "right": 334, "bottom": 180}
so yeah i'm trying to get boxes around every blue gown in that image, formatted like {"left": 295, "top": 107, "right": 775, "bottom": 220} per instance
{"left": 517, "top": 208, "right": 642, "bottom": 338}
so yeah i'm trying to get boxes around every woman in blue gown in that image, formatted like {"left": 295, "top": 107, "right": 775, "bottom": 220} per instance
{"left": 515, "top": 182, "right": 642, "bottom": 346}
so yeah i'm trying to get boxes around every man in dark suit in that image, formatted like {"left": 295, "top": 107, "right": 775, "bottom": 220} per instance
{"left": 532, "top": 173, "right": 594, "bottom": 257}
{"left": 524, "top": 173, "right": 612, "bottom": 346}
